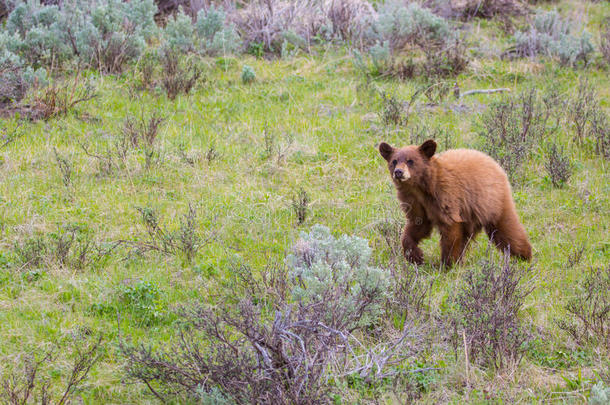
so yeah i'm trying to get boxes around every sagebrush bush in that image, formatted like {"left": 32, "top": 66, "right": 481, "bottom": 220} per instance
{"left": 429, "top": 0, "right": 527, "bottom": 21}
{"left": 601, "top": 19, "right": 610, "bottom": 66}
{"left": 545, "top": 143, "right": 572, "bottom": 187}
{"left": 286, "top": 224, "right": 389, "bottom": 331}
{"left": 0, "top": 48, "right": 47, "bottom": 103}
{"left": 162, "top": 5, "right": 239, "bottom": 56}
{"left": 512, "top": 11, "right": 594, "bottom": 67}
{"left": 478, "top": 88, "right": 548, "bottom": 180}
{"left": 2, "top": 0, "right": 156, "bottom": 73}
{"left": 195, "top": 5, "right": 239, "bottom": 56}
{"left": 159, "top": 49, "right": 201, "bottom": 100}
{"left": 354, "top": 2, "right": 466, "bottom": 79}
{"left": 450, "top": 249, "right": 533, "bottom": 370}
{"left": 0, "top": 336, "right": 103, "bottom": 404}
{"left": 234, "top": 0, "right": 327, "bottom": 55}
{"left": 556, "top": 266, "right": 609, "bottom": 350}
{"left": 374, "top": 1, "right": 453, "bottom": 53}
{"left": 241, "top": 64, "right": 255, "bottom": 84}
{"left": 568, "top": 77, "right": 610, "bottom": 157}
{"left": 163, "top": 8, "right": 195, "bottom": 53}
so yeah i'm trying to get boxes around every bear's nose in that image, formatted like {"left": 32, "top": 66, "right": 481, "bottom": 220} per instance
{"left": 394, "top": 169, "right": 404, "bottom": 178}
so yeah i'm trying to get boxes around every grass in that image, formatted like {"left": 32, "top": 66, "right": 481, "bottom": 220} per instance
{"left": 0, "top": 1, "right": 609, "bottom": 402}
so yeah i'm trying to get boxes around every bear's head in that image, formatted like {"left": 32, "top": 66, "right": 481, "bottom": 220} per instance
{"left": 378, "top": 139, "right": 436, "bottom": 186}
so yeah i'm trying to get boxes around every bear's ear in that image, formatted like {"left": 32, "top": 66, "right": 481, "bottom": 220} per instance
{"left": 379, "top": 142, "right": 394, "bottom": 161}
{"left": 419, "top": 139, "right": 437, "bottom": 159}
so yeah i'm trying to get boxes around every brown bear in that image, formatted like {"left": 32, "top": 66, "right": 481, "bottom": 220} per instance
{"left": 379, "top": 139, "right": 532, "bottom": 266}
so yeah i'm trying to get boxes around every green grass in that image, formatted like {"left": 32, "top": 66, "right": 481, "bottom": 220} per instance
{"left": 1, "top": 1, "right": 609, "bottom": 402}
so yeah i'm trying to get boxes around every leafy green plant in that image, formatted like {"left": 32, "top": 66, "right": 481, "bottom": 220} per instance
{"left": 241, "top": 65, "right": 255, "bottom": 84}
{"left": 116, "top": 280, "right": 165, "bottom": 325}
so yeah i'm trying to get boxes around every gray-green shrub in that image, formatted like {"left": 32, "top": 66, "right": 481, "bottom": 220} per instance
{"left": 161, "top": 5, "right": 239, "bottom": 56}
{"left": 374, "top": 1, "right": 453, "bottom": 53}
{"left": 0, "top": 48, "right": 47, "bottom": 103}
{"left": 286, "top": 224, "right": 389, "bottom": 331}
{"left": 1, "top": 0, "right": 157, "bottom": 73}
{"left": 512, "top": 11, "right": 594, "bottom": 67}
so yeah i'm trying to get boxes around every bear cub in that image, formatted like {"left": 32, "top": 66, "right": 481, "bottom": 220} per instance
{"left": 379, "top": 139, "right": 532, "bottom": 266}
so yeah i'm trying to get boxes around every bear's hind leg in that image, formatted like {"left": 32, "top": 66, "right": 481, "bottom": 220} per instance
{"left": 485, "top": 215, "right": 532, "bottom": 261}
{"left": 440, "top": 223, "right": 467, "bottom": 267}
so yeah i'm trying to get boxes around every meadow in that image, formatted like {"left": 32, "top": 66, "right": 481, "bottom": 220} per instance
{"left": 0, "top": 0, "right": 608, "bottom": 403}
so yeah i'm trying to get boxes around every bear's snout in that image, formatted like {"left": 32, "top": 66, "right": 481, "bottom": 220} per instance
{"left": 393, "top": 165, "right": 410, "bottom": 181}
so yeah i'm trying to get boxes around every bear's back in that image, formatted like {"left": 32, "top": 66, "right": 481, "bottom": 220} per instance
{"left": 432, "top": 148, "right": 513, "bottom": 223}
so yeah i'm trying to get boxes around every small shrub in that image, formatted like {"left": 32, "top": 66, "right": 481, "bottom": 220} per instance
{"left": 0, "top": 336, "right": 103, "bottom": 405}
{"left": 291, "top": 187, "right": 309, "bottom": 225}
{"left": 511, "top": 11, "right": 594, "bottom": 67}
{"left": 287, "top": 224, "right": 390, "bottom": 331}
{"left": 121, "top": 297, "right": 338, "bottom": 403}
{"left": 449, "top": 249, "right": 533, "bottom": 369}
{"left": 163, "top": 8, "right": 195, "bottom": 53}
{"left": 568, "top": 78, "right": 600, "bottom": 146}
{"left": 590, "top": 382, "right": 610, "bottom": 405}
{"left": 241, "top": 64, "right": 255, "bottom": 84}
{"left": 0, "top": 49, "right": 47, "bottom": 104}
{"left": 136, "top": 50, "right": 157, "bottom": 90}
{"left": 14, "top": 234, "right": 47, "bottom": 269}
{"left": 32, "top": 72, "right": 96, "bottom": 120}
{"left": 433, "top": 0, "right": 527, "bottom": 21}
{"left": 53, "top": 148, "right": 73, "bottom": 187}
{"left": 379, "top": 89, "right": 421, "bottom": 127}
{"left": 478, "top": 88, "right": 548, "bottom": 180}
{"left": 195, "top": 5, "right": 239, "bottom": 56}
{"left": 132, "top": 204, "right": 210, "bottom": 263}
{"left": 116, "top": 280, "right": 165, "bottom": 325}
{"left": 591, "top": 109, "right": 610, "bottom": 160}
{"left": 556, "top": 266, "right": 609, "bottom": 350}
{"left": 159, "top": 49, "right": 201, "bottom": 100}
{"left": 601, "top": 19, "right": 610, "bottom": 67}
{"left": 544, "top": 143, "right": 572, "bottom": 187}
{"left": 2, "top": 0, "right": 157, "bottom": 73}
{"left": 13, "top": 225, "right": 117, "bottom": 271}
{"left": 123, "top": 112, "right": 164, "bottom": 169}
{"left": 421, "top": 36, "right": 469, "bottom": 77}
{"left": 375, "top": 1, "right": 453, "bottom": 53}
{"left": 234, "top": 0, "right": 327, "bottom": 55}
{"left": 353, "top": 3, "right": 467, "bottom": 79}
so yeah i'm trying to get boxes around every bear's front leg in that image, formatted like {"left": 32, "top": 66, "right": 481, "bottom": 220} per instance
{"left": 401, "top": 216, "right": 432, "bottom": 265}
{"left": 440, "top": 223, "right": 466, "bottom": 267}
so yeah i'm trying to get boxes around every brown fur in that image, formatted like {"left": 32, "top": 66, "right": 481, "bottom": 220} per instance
{"left": 379, "top": 139, "right": 532, "bottom": 266}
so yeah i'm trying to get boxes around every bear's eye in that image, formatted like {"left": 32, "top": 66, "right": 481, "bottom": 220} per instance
{"left": 391, "top": 159, "right": 397, "bottom": 166}
{"left": 407, "top": 159, "right": 414, "bottom": 166}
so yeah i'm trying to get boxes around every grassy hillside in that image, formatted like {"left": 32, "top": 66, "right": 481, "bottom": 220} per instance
{"left": 0, "top": 0, "right": 608, "bottom": 403}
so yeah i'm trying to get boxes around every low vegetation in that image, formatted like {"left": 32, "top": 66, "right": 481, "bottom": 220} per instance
{"left": 0, "top": 0, "right": 608, "bottom": 403}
